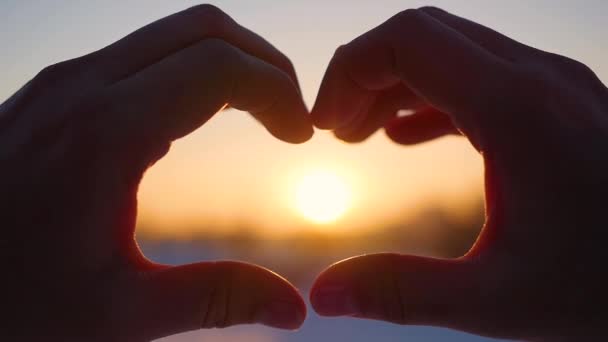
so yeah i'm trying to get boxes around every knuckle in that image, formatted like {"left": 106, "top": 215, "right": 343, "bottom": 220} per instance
{"left": 391, "top": 8, "right": 425, "bottom": 27}
{"left": 185, "top": 4, "right": 231, "bottom": 33}
{"left": 332, "top": 44, "right": 351, "bottom": 62}
{"left": 543, "top": 53, "right": 603, "bottom": 87}
{"left": 557, "top": 56, "right": 601, "bottom": 87}
{"left": 386, "top": 9, "right": 431, "bottom": 37}
{"left": 550, "top": 53, "right": 589, "bottom": 72}
{"left": 186, "top": 3, "right": 226, "bottom": 18}
{"left": 543, "top": 54, "right": 608, "bottom": 107}
{"left": 35, "top": 57, "right": 93, "bottom": 87}
{"left": 35, "top": 62, "right": 68, "bottom": 85}
{"left": 418, "top": 6, "right": 446, "bottom": 15}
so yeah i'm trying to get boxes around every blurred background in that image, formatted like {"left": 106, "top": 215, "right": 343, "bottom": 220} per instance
{"left": 1, "top": 0, "right": 606, "bottom": 341}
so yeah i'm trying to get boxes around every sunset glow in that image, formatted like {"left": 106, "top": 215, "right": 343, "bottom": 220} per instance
{"left": 295, "top": 170, "right": 351, "bottom": 224}
{"left": 1, "top": 0, "right": 603, "bottom": 238}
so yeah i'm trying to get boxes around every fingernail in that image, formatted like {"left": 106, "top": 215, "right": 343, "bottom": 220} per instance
{"left": 313, "top": 285, "right": 360, "bottom": 316}
{"left": 255, "top": 300, "right": 305, "bottom": 329}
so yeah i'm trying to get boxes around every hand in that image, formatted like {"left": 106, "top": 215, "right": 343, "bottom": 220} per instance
{"left": 310, "top": 7, "right": 608, "bottom": 341}
{"left": 0, "top": 5, "right": 312, "bottom": 341}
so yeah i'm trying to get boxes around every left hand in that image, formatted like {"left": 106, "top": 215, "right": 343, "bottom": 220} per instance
{"left": 1, "top": 5, "right": 311, "bottom": 341}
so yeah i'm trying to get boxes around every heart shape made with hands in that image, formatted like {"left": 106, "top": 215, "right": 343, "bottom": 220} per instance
{"left": 6, "top": 4, "right": 607, "bottom": 342}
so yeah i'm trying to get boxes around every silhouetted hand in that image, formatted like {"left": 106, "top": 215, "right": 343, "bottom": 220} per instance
{"left": 310, "top": 7, "right": 608, "bottom": 341}
{"left": 0, "top": 5, "right": 311, "bottom": 341}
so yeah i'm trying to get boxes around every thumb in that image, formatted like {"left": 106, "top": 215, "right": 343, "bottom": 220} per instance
{"left": 310, "top": 253, "right": 483, "bottom": 330}
{"left": 117, "top": 261, "right": 306, "bottom": 341}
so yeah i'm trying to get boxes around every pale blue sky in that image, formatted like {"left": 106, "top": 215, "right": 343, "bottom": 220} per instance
{"left": 2, "top": 0, "right": 606, "bottom": 101}
{"left": 1, "top": 1, "right": 607, "bottom": 234}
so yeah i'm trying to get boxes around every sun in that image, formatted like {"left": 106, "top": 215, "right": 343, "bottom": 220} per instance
{"left": 294, "top": 170, "right": 351, "bottom": 224}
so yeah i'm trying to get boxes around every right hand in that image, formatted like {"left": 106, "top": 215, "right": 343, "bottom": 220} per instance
{"left": 310, "top": 7, "right": 608, "bottom": 341}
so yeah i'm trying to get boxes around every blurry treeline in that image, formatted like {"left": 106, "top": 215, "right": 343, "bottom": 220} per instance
{"left": 139, "top": 199, "right": 484, "bottom": 288}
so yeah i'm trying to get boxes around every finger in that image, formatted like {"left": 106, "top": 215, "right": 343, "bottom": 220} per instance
{"left": 94, "top": 4, "right": 300, "bottom": 88}
{"left": 419, "top": 7, "right": 536, "bottom": 62}
{"left": 311, "top": 254, "right": 482, "bottom": 332}
{"left": 120, "top": 262, "right": 306, "bottom": 340}
{"left": 312, "top": 9, "right": 514, "bottom": 150}
{"left": 334, "top": 84, "right": 423, "bottom": 143}
{"left": 106, "top": 39, "right": 313, "bottom": 148}
{"left": 311, "top": 46, "right": 393, "bottom": 130}
{"left": 384, "top": 107, "right": 461, "bottom": 145}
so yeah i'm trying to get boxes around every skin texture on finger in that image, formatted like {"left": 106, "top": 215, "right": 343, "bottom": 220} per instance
{"left": 106, "top": 38, "right": 312, "bottom": 153}
{"left": 310, "top": 254, "right": 486, "bottom": 334}
{"left": 334, "top": 84, "right": 423, "bottom": 143}
{"left": 112, "top": 261, "right": 306, "bottom": 341}
{"left": 384, "top": 107, "right": 461, "bottom": 145}
{"left": 93, "top": 4, "right": 300, "bottom": 88}
{"left": 311, "top": 9, "right": 514, "bottom": 151}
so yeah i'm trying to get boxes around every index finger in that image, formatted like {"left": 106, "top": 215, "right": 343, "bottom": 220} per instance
{"left": 105, "top": 39, "right": 312, "bottom": 147}
{"left": 93, "top": 4, "right": 300, "bottom": 89}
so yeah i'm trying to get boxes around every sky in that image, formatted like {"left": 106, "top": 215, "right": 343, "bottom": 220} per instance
{"left": 1, "top": 0, "right": 607, "bottom": 237}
